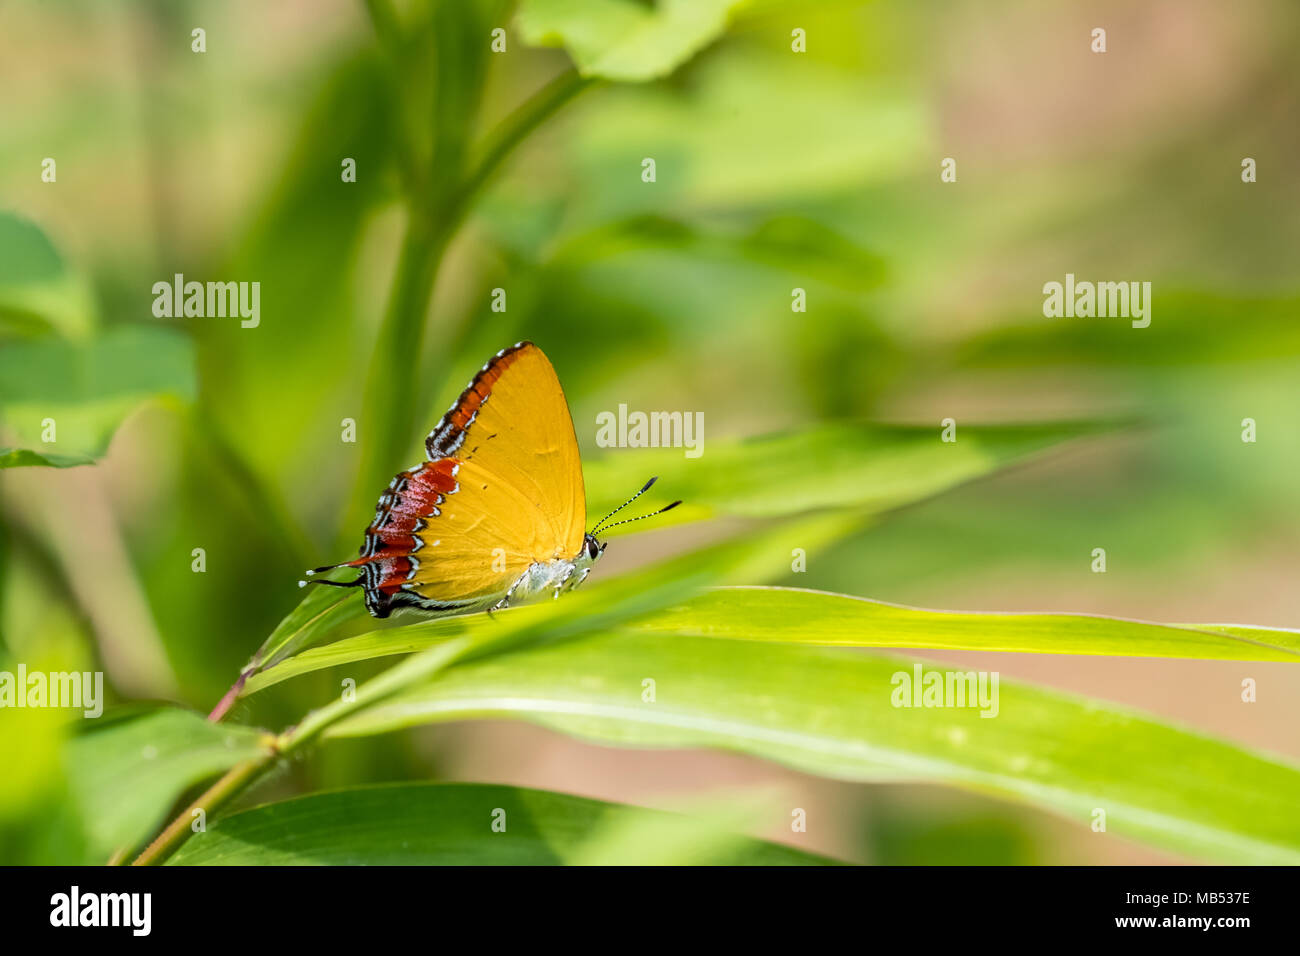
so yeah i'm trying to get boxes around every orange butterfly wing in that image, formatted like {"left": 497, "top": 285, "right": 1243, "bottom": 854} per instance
{"left": 345, "top": 342, "right": 586, "bottom": 617}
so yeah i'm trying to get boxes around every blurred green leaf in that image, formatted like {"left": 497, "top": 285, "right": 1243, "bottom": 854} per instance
{"left": 562, "top": 49, "right": 926, "bottom": 215}
{"left": 0, "top": 212, "right": 63, "bottom": 284}
{"left": 64, "top": 709, "right": 268, "bottom": 858}
{"left": 552, "top": 213, "right": 888, "bottom": 291}
{"left": 516, "top": 0, "right": 744, "bottom": 81}
{"left": 566, "top": 787, "right": 819, "bottom": 864}
{"left": 953, "top": 292, "right": 1300, "bottom": 369}
{"left": 0, "top": 447, "right": 94, "bottom": 468}
{"left": 866, "top": 805, "right": 1041, "bottom": 865}
{"left": 0, "top": 325, "right": 194, "bottom": 468}
{"left": 198, "top": 50, "right": 396, "bottom": 538}
{"left": 167, "top": 782, "right": 833, "bottom": 865}
{"left": 0, "top": 305, "right": 58, "bottom": 340}
{"left": 636, "top": 586, "right": 1300, "bottom": 661}
{"left": 0, "top": 212, "right": 95, "bottom": 340}
{"left": 329, "top": 633, "right": 1300, "bottom": 863}
{"left": 584, "top": 420, "right": 1118, "bottom": 532}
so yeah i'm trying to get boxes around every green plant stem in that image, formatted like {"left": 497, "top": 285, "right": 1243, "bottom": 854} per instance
{"left": 361, "top": 0, "right": 423, "bottom": 198}
{"left": 134, "top": 635, "right": 478, "bottom": 865}
{"left": 346, "top": 67, "right": 597, "bottom": 540}
{"left": 209, "top": 585, "right": 360, "bottom": 723}
{"left": 206, "top": 666, "right": 253, "bottom": 723}
{"left": 131, "top": 755, "right": 270, "bottom": 866}
{"left": 457, "top": 69, "right": 597, "bottom": 216}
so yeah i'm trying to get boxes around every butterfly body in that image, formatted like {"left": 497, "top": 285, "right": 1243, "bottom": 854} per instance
{"left": 306, "top": 342, "right": 670, "bottom": 620}
{"left": 497, "top": 532, "right": 603, "bottom": 608}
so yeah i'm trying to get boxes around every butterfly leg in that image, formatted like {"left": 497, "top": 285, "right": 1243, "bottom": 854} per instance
{"left": 553, "top": 563, "right": 582, "bottom": 599}
{"left": 492, "top": 570, "right": 530, "bottom": 612}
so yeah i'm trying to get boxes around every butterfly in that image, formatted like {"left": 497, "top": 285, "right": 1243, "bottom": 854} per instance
{"left": 303, "top": 341, "right": 679, "bottom": 618}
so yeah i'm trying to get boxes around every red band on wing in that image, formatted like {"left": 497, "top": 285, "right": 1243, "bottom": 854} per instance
{"left": 340, "top": 458, "right": 461, "bottom": 613}
{"left": 424, "top": 341, "right": 531, "bottom": 459}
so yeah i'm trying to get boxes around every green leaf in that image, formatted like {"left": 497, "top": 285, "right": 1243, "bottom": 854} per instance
{"left": 562, "top": 47, "right": 926, "bottom": 212}
{"left": 250, "top": 586, "right": 372, "bottom": 674}
{"left": 0, "top": 325, "right": 195, "bottom": 468}
{"left": 0, "top": 446, "right": 95, "bottom": 468}
{"left": 954, "top": 291, "right": 1300, "bottom": 369}
{"left": 516, "top": 0, "right": 744, "bottom": 82}
{"left": 63, "top": 709, "right": 269, "bottom": 857}
{"left": 552, "top": 214, "right": 888, "bottom": 292}
{"left": 584, "top": 420, "right": 1118, "bottom": 532}
{"left": 634, "top": 586, "right": 1300, "bottom": 662}
{"left": 328, "top": 632, "right": 1300, "bottom": 863}
{"left": 167, "top": 782, "right": 834, "bottom": 865}
{"left": 0, "top": 212, "right": 95, "bottom": 340}
{"left": 241, "top": 513, "right": 862, "bottom": 695}
{"left": 0, "top": 212, "right": 63, "bottom": 284}
{"left": 246, "top": 518, "right": 860, "bottom": 749}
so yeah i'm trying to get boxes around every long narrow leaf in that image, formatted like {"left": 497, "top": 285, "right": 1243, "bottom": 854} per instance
{"left": 636, "top": 586, "right": 1300, "bottom": 661}
{"left": 327, "top": 632, "right": 1300, "bottom": 864}
{"left": 243, "top": 513, "right": 862, "bottom": 695}
{"left": 243, "top": 418, "right": 1107, "bottom": 674}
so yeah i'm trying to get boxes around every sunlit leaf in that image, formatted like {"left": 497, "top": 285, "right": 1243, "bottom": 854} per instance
{"left": 242, "top": 513, "right": 862, "bottom": 695}
{"left": 635, "top": 586, "right": 1300, "bottom": 661}
{"left": 516, "top": 0, "right": 744, "bottom": 82}
{"left": 329, "top": 632, "right": 1300, "bottom": 864}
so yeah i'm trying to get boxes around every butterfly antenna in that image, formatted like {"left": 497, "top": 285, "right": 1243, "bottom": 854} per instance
{"left": 592, "top": 499, "right": 681, "bottom": 533}
{"left": 591, "top": 476, "right": 659, "bottom": 535}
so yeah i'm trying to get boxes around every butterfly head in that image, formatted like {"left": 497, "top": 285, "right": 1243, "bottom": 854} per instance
{"left": 575, "top": 532, "right": 607, "bottom": 575}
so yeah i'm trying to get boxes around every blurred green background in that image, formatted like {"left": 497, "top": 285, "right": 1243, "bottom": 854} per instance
{"left": 2, "top": 0, "right": 1298, "bottom": 864}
